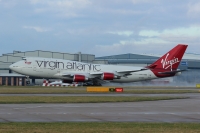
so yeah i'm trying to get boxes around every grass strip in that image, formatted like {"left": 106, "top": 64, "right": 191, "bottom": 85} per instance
{"left": 0, "top": 96, "right": 187, "bottom": 104}
{"left": 125, "top": 89, "right": 199, "bottom": 94}
{"left": 0, "top": 122, "right": 200, "bottom": 133}
{"left": 0, "top": 87, "right": 198, "bottom": 94}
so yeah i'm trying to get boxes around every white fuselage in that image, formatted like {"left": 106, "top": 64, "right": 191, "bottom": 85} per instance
{"left": 9, "top": 57, "right": 158, "bottom": 83}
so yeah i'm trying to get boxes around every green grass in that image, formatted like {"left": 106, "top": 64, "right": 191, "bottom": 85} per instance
{"left": 125, "top": 89, "right": 199, "bottom": 94}
{"left": 0, "top": 96, "right": 187, "bottom": 104}
{"left": 0, "top": 122, "right": 200, "bottom": 133}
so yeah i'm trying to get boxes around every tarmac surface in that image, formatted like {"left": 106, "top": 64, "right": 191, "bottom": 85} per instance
{"left": 0, "top": 93, "right": 200, "bottom": 122}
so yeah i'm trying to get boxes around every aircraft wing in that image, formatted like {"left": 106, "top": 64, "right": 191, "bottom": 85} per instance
{"left": 58, "top": 72, "right": 103, "bottom": 78}
{"left": 60, "top": 73, "right": 73, "bottom": 77}
{"left": 89, "top": 69, "right": 148, "bottom": 77}
{"left": 56, "top": 72, "right": 90, "bottom": 77}
{"left": 57, "top": 68, "right": 148, "bottom": 78}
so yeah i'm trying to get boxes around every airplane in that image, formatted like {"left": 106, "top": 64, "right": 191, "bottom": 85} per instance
{"left": 9, "top": 44, "right": 188, "bottom": 86}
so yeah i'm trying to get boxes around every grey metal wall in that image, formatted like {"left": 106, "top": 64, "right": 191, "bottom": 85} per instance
{"left": 81, "top": 54, "right": 95, "bottom": 63}
{"left": 0, "top": 70, "right": 9, "bottom": 73}
{"left": 97, "top": 54, "right": 158, "bottom": 59}
{"left": 1, "top": 50, "right": 95, "bottom": 62}
{"left": 93, "top": 60, "right": 108, "bottom": 64}
{"left": 0, "top": 62, "right": 12, "bottom": 68}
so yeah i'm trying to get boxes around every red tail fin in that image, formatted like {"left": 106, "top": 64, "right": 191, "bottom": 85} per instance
{"left": 147, "top": 44, "right": 188, "bottom": 70}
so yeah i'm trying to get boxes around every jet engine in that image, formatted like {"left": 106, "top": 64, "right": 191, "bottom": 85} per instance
{"left": 73, "top": 75, "right": 88, "bottom": 82}
{"left": 101, "top": 72, "right": 118, "bottom": 80}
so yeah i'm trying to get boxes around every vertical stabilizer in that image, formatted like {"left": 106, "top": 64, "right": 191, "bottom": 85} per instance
{"left": 147, "top": 44, "right": 188, "bottom": 71}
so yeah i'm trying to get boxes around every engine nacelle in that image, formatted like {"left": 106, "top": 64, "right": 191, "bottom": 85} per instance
{"left": 101, "top": 72, "right": 117, "bottom": 80}
{"left": 73, "top": 75, "right": 88, "bottom": 82}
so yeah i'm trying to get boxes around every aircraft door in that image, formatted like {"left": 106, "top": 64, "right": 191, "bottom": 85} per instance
{"left": 148, "top": 74, "right": 151, "bottom": 79}
{"left": 57, "top": 68, "right": 61, "bottom": 74}
{"left": 33, "top": 65, "right": 37, "bottom": 71}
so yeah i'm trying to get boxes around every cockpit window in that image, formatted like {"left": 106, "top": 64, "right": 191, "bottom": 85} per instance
{"left": 22, "top": 57, "right": 27, "bottom": 60}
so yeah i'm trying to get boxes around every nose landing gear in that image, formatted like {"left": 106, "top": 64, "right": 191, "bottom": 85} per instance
{"left": 26, "top": 76, "right": 30, "bottom": 84}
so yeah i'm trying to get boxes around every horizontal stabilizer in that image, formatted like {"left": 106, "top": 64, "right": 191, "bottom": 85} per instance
{"left": 148, "top": 64, "right": 157, "bottom": 69}
{"left": 117, "top": 69, "right": 148, "bottom": 73}
{"left": 158, "top": 69, "right": 187, "bottom": 74}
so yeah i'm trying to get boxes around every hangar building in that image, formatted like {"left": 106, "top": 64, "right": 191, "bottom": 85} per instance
{"left": 0, "top": 50, "right": 200, "bottom": 86}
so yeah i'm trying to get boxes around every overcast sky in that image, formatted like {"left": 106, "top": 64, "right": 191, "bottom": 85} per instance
{"left": 0, "top": 0, "right": 200, "bottom": 57}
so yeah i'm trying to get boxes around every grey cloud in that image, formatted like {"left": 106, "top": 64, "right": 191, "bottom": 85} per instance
{"left": 0, "top": 0, "right": 199, "bottom": 56}
{"left": 187, "top": 1, "right": 200, "bottom": 17}
{"left": 23, "top": 26, "right": 51, "bottom": 32}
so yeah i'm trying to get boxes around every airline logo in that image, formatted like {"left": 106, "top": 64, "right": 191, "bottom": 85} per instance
{"left": 161, "top": 53, "right": 179, "bottom": 69}
{"left": 25, "top": 61, "right": 32, "bottom": 65}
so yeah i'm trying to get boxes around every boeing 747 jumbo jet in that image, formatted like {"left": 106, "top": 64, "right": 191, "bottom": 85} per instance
{"left": 9, "top": 44, "right": 188, "bottom": 86}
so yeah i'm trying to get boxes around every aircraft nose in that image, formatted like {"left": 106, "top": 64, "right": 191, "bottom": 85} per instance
{"left": 9, "top": 63, "right": 19, "bottom": 72}
{"left": 9, "top": 64, "right": 14, "bottom": 70}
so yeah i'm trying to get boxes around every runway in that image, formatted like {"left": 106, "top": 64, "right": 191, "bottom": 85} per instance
{"left": 0, "top": 93, "right": 200, "bottom": 122}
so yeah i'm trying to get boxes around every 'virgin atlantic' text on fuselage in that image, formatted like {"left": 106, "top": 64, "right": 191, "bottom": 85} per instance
{"left": 35, "top": 60, "right": 101, "bottom": 71}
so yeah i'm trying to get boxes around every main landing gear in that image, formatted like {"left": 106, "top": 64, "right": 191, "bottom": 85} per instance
{"left": 82, "top": 79, "right": 102, "bottom": 86}
{"left": 93, "top": 82, "right": 102, "bottom": 86}
{"left": 92, "top": 79, "right": 102, "bottom": 86}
